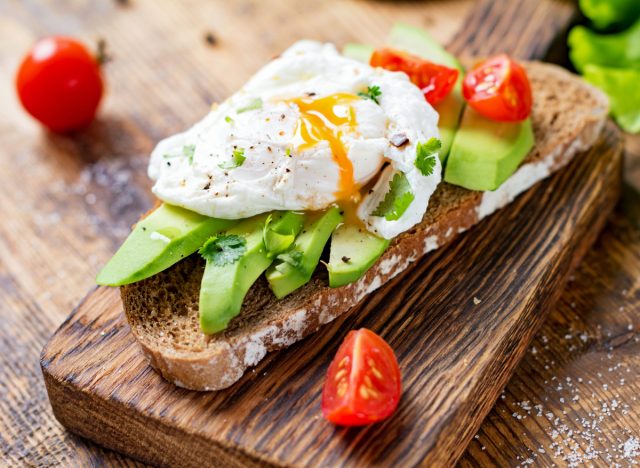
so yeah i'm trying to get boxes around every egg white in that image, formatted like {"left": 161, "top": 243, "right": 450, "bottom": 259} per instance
{"left": 148, "top": 40, "right": 441, "bottom": 239}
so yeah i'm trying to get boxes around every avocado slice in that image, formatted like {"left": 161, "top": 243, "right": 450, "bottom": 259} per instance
{"left": 327, "top": 224, "right": 390, "bottom": 288}
{"left": 199, "top": 212, "right": 304, "bottom": 334}
{"left": 343, "top": 43, "right": 374, "bottom": 63}
{"left": 263, "top": 211, "right": 305, "bottom": 258}
{"left": 388, "top": 23, "right": 465, "bottom": 162}
{"left": 266, "top": 207, "right": 343, "bottom": 299}
{"left": 96, "top": 203, "right": 235, "bottom": 287}
{"left": 444, "top": 108, "right": 535, "bottom": 191}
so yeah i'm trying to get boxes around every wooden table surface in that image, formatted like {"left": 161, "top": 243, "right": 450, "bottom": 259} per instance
{"left": 0, "top": 0, "right": 637, "bottom": 466}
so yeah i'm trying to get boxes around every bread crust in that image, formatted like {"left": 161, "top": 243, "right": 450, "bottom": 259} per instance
{"left": 121, "top": 62, "right": 609, "bottom": 391}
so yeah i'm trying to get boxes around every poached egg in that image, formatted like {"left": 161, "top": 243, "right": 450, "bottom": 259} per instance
{"left": 148, "top": 41, "right": 441, "bottom": 239}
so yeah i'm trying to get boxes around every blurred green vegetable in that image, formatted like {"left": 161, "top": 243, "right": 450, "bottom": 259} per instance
{"left": 584, "top": 65, "right": 640, "bottom": 133}
{"left": 579, "top": 0, "right": 640, "bottom": 30}
{"left": 568, "top": 19, "right": 640, "bottom": 73}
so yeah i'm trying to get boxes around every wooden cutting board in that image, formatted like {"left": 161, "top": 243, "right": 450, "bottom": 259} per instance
{"left": 41, "top": 122, "right": 623, "bottom": 467}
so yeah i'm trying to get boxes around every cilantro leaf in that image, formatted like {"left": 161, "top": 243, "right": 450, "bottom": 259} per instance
{"left": 218, "top": 147, "right": 246, "bottom": 170}
{"left": 358, "top": 85, "right": 382, "bottom": 105}
{"left": 371, "top": 172, "right": 415, "bottom": 221}
{"left": 237, "top": 98, "right": 263, "bottom": 114}
{"left": 415, "top": 138, "right": 441, "bottom": 176}
{"left": 225, "top": 115, "right": 234, "bottom": 123}
{"left": 275, "top": 249, "right": 304, "bottom": 272}
{"left": 198, "top": 235, "right": 247, "bottom": 267}
{"left": 183, "top": 144, "right": 196, "bottom": 164}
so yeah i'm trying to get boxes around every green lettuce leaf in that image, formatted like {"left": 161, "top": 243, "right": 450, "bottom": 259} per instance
{"left": 584, "top": 65, "right": 640, "bottom": 133}
{"left": 568, "top": 19, "right": 640, "bottom": 73}
{"left": 579, "top": 0, "right": 640, "bottom": 30}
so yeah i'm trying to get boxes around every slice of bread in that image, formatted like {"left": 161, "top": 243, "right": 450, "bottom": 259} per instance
{"left": 121, "top": 62, "right": 609, "bottom": 391}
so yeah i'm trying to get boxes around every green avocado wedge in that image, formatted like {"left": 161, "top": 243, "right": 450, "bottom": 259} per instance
{"left": 266, "top": 207, "right": 343, "bottom": 299}
{"left": 444, "top": 108, "right": 534, "bottom": 191}
{"left": 342, "top": 43, "right": 374, "bottom": 63}
{"left": 388, "top": 23, "right": 465, "bottom": 162}
{"left": 387, "top": 22, "right": 462, "bottom": 70}
{"left": 96, "top": 203, "right": 235, "bottom": 287}
{"left": 198, "top": 211, "right": 304, "bottom": 334}
{"left": 328, "top": 224, "right": 389, "bottom": 288}
{"left": 342, "top": 24, "right": 465, "bottom": 163}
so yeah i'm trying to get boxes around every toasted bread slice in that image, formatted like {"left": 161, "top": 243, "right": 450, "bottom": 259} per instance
{"left": 121, "top": 62, "right": 608, "bottom": 391}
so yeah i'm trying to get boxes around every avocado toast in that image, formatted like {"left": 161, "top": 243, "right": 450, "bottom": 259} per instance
{"left": 98, "top": 25, "right": 608, "bottom": 391}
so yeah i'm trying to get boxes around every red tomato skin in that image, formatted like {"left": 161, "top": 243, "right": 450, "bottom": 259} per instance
{"left": 16, "top": 37, "right": 104, "bottom": 133}
{"left": 322, "top": 328, "right": 401, "bottom": 427}
{"left": 462, "top": 54, "right": 532, "bottom": 122}
{"left": 370, "top": 48, "right": 459, "bottom": 106}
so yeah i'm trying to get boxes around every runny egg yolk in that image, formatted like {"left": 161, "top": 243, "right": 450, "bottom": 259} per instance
{"left": 288, "top": 93, "right": 361, "bottom": 203}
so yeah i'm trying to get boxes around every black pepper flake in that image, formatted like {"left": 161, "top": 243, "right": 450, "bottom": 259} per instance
{"left": 203, "top": 182, "right": 211, "bottom": 190}
{"left": 204, "top": 31, "right": 217, "bottom": 46}
{"left": 285, "top": 168, "right": 291, "bottom": 173}
{"left": 390, "top": 133, "right": 409, "bottom": 148}
{"left": 280, "top": 114, "right": 285, "bottom": 120}
{"left": 305, "top": 91, "right": 316, "bottom": 97}
{"left": 267, "top": 146, "right": 272, "bottom": 152}
{"left": 166, "top": 161, "right": 171, "bottom": 166}
{"left": 341, "top": 256, "right": 351, "bottom": 263}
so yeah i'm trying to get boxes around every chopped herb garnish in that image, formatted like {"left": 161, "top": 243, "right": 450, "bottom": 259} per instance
{"left": 276, "top": 249, "right": 304, "bottom": 272}
{"left": 198, "top": 234, "right": 246, "bottom": 266}
{"left": 225, "top": 115, "right": 233, "bottom": 123}
{"left": 358, "top": 85, "right": 382, "bottom": 105}
{"left": 285, "top": 147, "right": 291, "bottom": 157}
{"left": 218, "top": 147, "right": 246, "bottom": 169}
{"left": 371, "top": 172, "right": 415, "bottom": 221}
{"left": 415, "top": 138, "right": 440, "bottom": 176}
{"left": 183, "top": 144, "right": 196, "bottom": 164}
{"left": 237, "top": 97, "right": 263, "bottom": 113}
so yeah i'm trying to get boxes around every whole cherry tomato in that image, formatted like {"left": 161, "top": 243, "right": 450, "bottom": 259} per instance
{"left": 462, "top": 54, "right": 532, "bottom": 122}
{"left": 322, "top": 328, "right": 401, "bottom": 426}
{"left": 16, "top": 36, "right": 104, "bottom": 133}
{"left": 370, "top": 47, "right": 459, "bottom": 106}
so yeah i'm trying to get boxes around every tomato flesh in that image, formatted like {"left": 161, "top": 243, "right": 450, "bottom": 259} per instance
{"left": 370, "top": 47, "right": 459, "bottom": 106}
{"left": 462, "top": 54, "right": 532, "bottom": 122}
{"left": 16, "top": 36, "right": 104, "bottom": 133}
{"left": 322, "top": 328, "right": 401, "bottom": 426}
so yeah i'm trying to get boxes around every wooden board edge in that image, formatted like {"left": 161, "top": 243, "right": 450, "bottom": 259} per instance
{"left": 437, "top": 129, "right": 624, "bottom": 465}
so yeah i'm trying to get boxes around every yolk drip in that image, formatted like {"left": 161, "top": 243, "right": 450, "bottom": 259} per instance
{"left": 288, "top": 93, "right": 360, "bottom": 203}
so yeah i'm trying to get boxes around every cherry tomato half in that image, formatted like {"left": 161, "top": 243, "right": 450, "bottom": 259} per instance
{"left": 370, "top": 47, "right": 459, "bottom": 106}
{"left": 462, "top": 54, "right": 532, "bottom": 122}
{"left": 322, "top": 328, "right": 401, "bottom": 426}
{"left": 16, "top": 36, "right": 104, "bottom": 133}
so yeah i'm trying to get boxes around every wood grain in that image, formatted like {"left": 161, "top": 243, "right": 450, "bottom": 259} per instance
{"left": 0, "top": 0, "right": 637, "bottom": 466}
{"left": 41, "top": 123, "right": 623, "bottom": 467}
{"left": 0, "top": 1, "right": 472, "bottom": 465}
